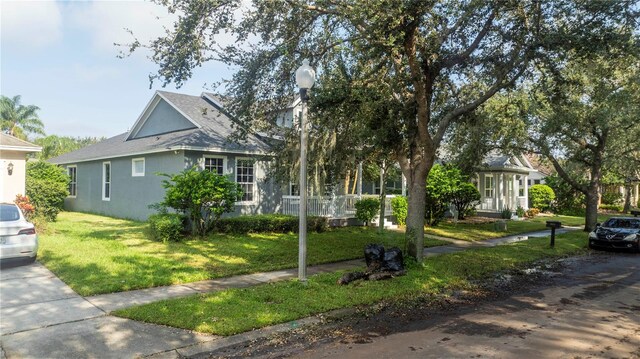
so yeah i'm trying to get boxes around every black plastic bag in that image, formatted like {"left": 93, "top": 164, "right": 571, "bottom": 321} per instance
{"left": 382, "top": 247, "right": 404, "bottom": 272}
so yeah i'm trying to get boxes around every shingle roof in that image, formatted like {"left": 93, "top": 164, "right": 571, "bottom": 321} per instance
{"left": 481, "top": 150, "right": 534, "bottom": 173}
{"left": 49, "top": 91, "right": 272, "bottom": 164}
{"left": 0, "top": 133, "right": 41, "bottom": 152}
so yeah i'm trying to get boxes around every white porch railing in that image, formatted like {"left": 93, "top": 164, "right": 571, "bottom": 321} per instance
{"left": 476, "top": 196, "right": 528, "bottom": 212}
{"left": 282, "top": 194, "right": 395, "bottom": 218}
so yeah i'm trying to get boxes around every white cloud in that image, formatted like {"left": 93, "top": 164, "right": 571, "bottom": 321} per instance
{"left": 1, "top": 0, "right": 63, "bottom": 51}
{"left": 68, "top": 0, "right": 177, "bottom": 57}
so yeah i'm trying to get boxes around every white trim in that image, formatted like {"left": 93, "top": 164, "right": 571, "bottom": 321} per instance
{"left": 131, "top": 157, "right": 145, "bottom": 177}
{"left": 102, "top": 161, "right": 111, "bottom": 201}
{"left": 67, "top": 165, "right": 77, "bottom": 198}
{"left": 202, "top": 154, "right": 227, "bottom": 174}
{"left": 235, "top": 157, "right": 256, "bottom": 204}
{"left": 484, "top": 174, "right": 494, "bottom": 198}
{"left": 0, "top": 145, "right": 42, "bottom": 152}
{"left": 125, "top": 92, "right": 203, "bottom": 141}
{"left": 51, "top": 146, "right": 269, "bottom": 165}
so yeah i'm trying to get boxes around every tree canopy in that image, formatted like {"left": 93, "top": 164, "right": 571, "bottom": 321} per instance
{"left": 129, "top": 0, "right": 638, "bottom": 260}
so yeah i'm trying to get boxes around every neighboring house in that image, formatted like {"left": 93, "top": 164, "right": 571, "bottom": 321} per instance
{"left": 48, "top": 91, "right": 281, "bottom": 221}
{"left": 0, "top": 133, "right": 42, "bottom": 203}
{"left": 473, "top": 151, "right": 536, "bottom": 214}
{"left": 523, "top": 153, "right": 554, "bottom": 185}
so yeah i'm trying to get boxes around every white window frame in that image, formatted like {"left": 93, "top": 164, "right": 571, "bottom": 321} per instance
{"left": 484, "top": 174, "right": 494, "bottom": 198}
{"left": 67, "top": 165, "right": 77, "bottom": 198}
{"left": 202, "top": 155, "right": 226, "bottom": 175}
{"left": 131, "top": 158, "right": 145, "bottom": 177}
{"left": 102, "top": 161, "right": 111, "bottom": 201}
{"left": 235, "top": 157, "right": 256, "bottom": 204}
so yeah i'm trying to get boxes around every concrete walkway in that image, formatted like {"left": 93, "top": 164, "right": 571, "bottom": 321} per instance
{"left": 0, "top": 226, "right": 581, "bottom": 358}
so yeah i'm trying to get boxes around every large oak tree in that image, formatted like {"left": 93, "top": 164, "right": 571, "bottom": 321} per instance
{"left": 131, "top": 0, "right": 635, "bottom": 260}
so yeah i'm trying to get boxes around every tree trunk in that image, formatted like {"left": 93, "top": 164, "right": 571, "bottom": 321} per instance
{"left": 378, "top": 163, "right": 386, "bottom": 234}
{"left": 405, "top": 171, "right": 428, "bottom": 261}
{"left": 623, "top": 182, "right": 632, "bottom": 213}
{"left": 585, "top": 183, "right": 600, "bottom": 232}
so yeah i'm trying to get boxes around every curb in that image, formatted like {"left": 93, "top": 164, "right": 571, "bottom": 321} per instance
{"left": 143, "top": 308, "right": 357, "bottom": 358}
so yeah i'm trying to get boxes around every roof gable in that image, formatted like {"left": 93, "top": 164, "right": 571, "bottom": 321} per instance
{"left": 126, "top": 92, "right": 201, "bottom": 140}
{"left": 0, "top": 133, "right": 41, "bottom": 152}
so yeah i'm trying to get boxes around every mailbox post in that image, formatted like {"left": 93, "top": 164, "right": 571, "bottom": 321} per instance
{"left": 546, "top": 220, "right": 562, "bottom": 247}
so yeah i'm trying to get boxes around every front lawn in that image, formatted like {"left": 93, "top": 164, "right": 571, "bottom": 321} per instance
{"left": 38, "top": 212, "right": 448, "bottom": 296}
{"left": 424, "top": 214, "right": 609, "bottom": 241}
{"left": 113, "top": 231, "right": 590, "bottom": 336}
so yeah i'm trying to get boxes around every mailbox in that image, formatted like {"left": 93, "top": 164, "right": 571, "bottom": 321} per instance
{"left": 546, "top": 221, "right": 562, "bottom": 229}
{"left": 546, "top": 221, "right": 562, "bottom": 247}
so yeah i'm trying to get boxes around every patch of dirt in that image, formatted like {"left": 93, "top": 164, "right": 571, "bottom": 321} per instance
{"left": 192, "top": 256, "right": 580, "bottom": 359}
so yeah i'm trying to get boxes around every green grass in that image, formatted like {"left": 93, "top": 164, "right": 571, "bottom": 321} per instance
{"left": 424, "top": 214, "right": 611, "bottom": 242}
{"left": 113, "top": 231, "right": 590, "bottom": 336}
{"left": 38, "top": 212, "right": 448, "bottom": 296}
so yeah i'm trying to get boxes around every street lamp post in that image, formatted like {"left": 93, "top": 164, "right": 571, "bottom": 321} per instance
{"left": 295, "top": 59, "right": 315, "bottom": 282}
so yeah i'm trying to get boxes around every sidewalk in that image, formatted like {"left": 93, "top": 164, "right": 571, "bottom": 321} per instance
{"left": 0, "top": 226, "right": 581, "bottom": 358}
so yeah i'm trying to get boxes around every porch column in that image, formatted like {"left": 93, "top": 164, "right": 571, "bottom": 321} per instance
{"left": 523, "top": 175, "right": 529, "bottom": 209}
{"left": 512, "top": 174, "right": 517, "bottom": 209}
{"left": 493, "top": 173, "right": 499, "bottom": 210}
{"left": 357, "top": 161, "right": 363, "bottom": 197}
{"left": 497, "top": 173, "right": 504, "bottom": 210}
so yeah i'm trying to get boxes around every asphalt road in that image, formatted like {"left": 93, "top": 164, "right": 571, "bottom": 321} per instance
{"left": 296, "top": 252, "right": 640, "bottom": 359}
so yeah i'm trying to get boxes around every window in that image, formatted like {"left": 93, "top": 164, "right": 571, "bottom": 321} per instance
{"left": 132, "top": 158, "right": 145, "bottom": 177}
{"left": 236, "top": 158, "right": 255, "bottom": 202}
{"left": 534, "top": 179, "right": 541, "bottom": 185}
{"left": 484, "top": 175, "right": 494, "bottom": 198}
{"left": 67, "top": 166, "right": 77, "bottom": 197}
{"left": 102, "top": 162, "right": 111, "bottom": 201}
{"left": 204, "top": 156, "right": 225, "bottom": 175}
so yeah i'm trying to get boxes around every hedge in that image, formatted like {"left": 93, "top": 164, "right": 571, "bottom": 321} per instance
{"left": 213, "top": 214, "right": 328, "bottom": 234}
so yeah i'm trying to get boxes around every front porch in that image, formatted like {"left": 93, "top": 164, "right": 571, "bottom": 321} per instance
{"left": 281, "top": 194, "right": 395, "bottom": 219}
{"left": 475, "top": 171, "right": 530, "bottom": 214}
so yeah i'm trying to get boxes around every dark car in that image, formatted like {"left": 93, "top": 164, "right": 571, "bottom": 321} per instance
{"left": 588, "top": 217, "right": 640, "bottom": 253}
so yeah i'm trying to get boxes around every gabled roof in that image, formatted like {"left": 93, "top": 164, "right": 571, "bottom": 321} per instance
{"left": 49, "top": 91, "right": 272, "bottom": 164}
{"left": 480, "top": 150, "right": 535, "bottom": 174}
{"left": 0, "top": 133, "right": 41, "bottom": 153}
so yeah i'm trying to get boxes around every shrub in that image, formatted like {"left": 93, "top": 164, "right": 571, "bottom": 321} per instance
{"left": 599, "top": 204, "right": 623, "bottom": 212}
{"left": 390, "top": 196, "right": 408, "bottom": 225}
{"left": 501, "top": 207, "right": 513, "bottom": 219}
{"left": 525, "top": 208, "right": 540, "bottom": 218}
{"left": 148, "top": 213, "right": 185, "bottom": 242}
{"left": 425, "top": 164, "right": 458, "bottom": 226}
{"left": 601, "top": 192, "right": 623, "bottom": 205}
{"left": 26, "top": 161, "right": 69, "bottom": 221}
{"left": 355, "top": 198, "right": 380, "bottom": 225}
{"left": 159, "top": 168, "right": 242, "bottom": 236}
{"left": 213, "top": 215, "right": 327, "bottom": 234}
{"left": 545, "top": 174, "right": 585, "bottom": 215}
{"left": 14, "top": 194, "right": 35, "bottom": 220}
{"left": 516, "top": 206, "right": 525, "bottom": 217}
{"left": 528, "top": 184, "right": 556, "bottom": 212}
{"left": 450, "top": 183, "right": 480, "bottom": 220}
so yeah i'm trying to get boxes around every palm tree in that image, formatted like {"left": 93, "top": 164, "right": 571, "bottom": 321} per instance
{"left": 1, "top": 95, "right": 45, "bottom": 140}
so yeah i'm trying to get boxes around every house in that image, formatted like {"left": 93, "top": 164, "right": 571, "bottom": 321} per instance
{"left": 50, "top": 90, "right": 540, "bottom": 222}
{"left": 48, "top": 91, "right": 282, "bottom": 221}
{"left": 473, "top": 151, "right": 536, "bottom": 214}
{"left": 0, "top": 133, "right": 42, "bottom": 203}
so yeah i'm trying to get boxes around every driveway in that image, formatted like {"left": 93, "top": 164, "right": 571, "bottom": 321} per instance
{"left": 0, "top": 262, "right": 215, "bottom": 358}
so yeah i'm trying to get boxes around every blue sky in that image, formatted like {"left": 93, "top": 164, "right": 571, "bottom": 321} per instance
{"left": 1, "top": 0, "right": 233, "bottom": 139}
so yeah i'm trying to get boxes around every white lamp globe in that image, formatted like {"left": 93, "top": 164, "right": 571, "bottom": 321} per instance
{"left": 295, "top": 59, "right": 315, "bottom": 89}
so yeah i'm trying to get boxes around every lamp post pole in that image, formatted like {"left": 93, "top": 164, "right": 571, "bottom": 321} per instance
{"left": 295, "top": 59, "right": 315, "bottom": 282}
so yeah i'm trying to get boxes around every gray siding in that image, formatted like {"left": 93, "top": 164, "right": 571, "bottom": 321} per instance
{"left": 63, "top": 150, "right": 281, "bottom": 221}
{"left": 134, "top": 99, "right": 197, "bottom": 138}
{"left": 63, "top": 152, "right": 185, "bottom": 221}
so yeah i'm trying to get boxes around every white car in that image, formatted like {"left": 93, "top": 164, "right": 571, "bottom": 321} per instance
{"left": 0, "top": 203, "right": 38, "bottom": 267}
